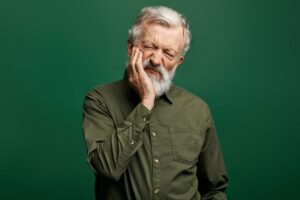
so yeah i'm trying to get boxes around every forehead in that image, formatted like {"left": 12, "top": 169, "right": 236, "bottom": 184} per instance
{"left": 139, "top": 23, "right": 184, "bottom": 51}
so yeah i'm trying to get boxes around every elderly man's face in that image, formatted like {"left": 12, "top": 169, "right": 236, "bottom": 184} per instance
{"left": 129, "top": 23, "right": 185, "bottom": 81}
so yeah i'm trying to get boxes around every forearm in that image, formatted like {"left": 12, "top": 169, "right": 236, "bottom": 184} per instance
{"left": 83, "top": 91, "right": 151, "bottom": 181}
{"left": 88, "top": 104, "right": 150, "bottom": 180}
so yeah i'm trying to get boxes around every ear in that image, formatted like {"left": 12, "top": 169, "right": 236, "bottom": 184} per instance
{"left": 176, "top": 56, "right": 185, "bottom": 67}
{"left": 127, "top": 40, "right": 133, "bottom": 57}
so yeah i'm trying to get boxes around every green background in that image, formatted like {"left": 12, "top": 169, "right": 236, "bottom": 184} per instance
{"left": 1, "top": 0, "right": 299, "bottom": 199}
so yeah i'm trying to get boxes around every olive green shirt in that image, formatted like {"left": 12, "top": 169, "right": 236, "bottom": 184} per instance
{"left": 82, "top": 75, "right": 228, "bottom": 200}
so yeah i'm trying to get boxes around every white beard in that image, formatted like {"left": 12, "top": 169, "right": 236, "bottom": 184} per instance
{"left": 142, "top": 58, "right": 176, "bottom": 97}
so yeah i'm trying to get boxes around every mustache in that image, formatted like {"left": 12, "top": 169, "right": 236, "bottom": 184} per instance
{"left": 142, "top": 59, "right": 164, "bottom": 73}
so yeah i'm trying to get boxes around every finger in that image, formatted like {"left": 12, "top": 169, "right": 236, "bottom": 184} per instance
{"left": 127, "top": 60, "right": 132, "bottom": 76}
{"left": 129, "top": 47, "right": 136, "bottom": 63}
{"left": 136, "top": 50, "right": 148, "bottom": 79}
{"left": 132, "top": 46, "right": 140, "bottom": 64}
{"left": 136, "top": 41, "right": 143, "bottom": 50}
{"left": 136, "top": 48, "right": 144, "bottom": 74}
{"left": 128, "top": 47, "right": 135, "bottom": 74}
{"left": 131, "top": 48, "right": 141, "bottom": 75}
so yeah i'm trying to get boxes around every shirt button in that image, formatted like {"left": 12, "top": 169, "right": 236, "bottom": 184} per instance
{"left": 154, "top": 159, "right": 159, "bottom": 164}
{"left": 154, "top": 189, "right": 159, "bottom": 194}
{"left": 152, "top": 131, "right": 156, "bottom": 136}
{"left": 130, "top": 141, "right": 135, "bottom": 145}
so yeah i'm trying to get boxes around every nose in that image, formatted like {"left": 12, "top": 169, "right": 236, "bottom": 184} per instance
{"left": 149, "top": 50, "right": 163, "bottom": 67}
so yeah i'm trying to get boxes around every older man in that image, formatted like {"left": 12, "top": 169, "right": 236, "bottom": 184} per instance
{"left": 82, "top": 6, "right": 228, "bottom": 200}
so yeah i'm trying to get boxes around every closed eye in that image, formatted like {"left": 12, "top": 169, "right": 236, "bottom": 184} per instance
{"left": 142, "top": 44, "right": 155, "bottom": 50}
{"left": 164, "top": 51, "right": 176, "bottom": 59}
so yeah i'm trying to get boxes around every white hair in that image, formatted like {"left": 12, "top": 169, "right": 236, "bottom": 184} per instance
{"left": 142, "top": 58, "right": 176, "bottom": 97}
{"left": 128, "top": 6, "right": 191, "bottom": 56}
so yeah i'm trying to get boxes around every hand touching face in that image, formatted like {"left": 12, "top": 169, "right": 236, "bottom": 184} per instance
{"left": 127, "top": 46, "right": 156, "bottom": 110}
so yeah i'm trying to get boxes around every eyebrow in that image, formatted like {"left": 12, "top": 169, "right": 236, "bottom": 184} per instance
{"left": 141, "top": 40, "right": 178, "bottom": 54}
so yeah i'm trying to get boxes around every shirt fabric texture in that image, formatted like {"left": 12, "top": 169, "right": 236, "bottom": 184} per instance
{"left": 82, "top": 74, "right": 228, "bottom": 200}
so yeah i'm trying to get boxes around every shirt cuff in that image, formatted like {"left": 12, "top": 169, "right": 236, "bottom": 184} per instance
{"left": 125, "top": 103, "right": 151, "bottom": 131}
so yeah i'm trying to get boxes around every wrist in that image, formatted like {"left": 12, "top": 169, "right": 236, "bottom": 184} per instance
{"left": 142, "top": 98, "right": 154, "bottom": 111}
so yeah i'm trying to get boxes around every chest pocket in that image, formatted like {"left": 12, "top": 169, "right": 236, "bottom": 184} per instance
{"left": 169, "top": 127, "right": 204, "bottom": 165}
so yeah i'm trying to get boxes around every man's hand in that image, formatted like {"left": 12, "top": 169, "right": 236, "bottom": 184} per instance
{"left": 127, "top": 46, "right": 156, "bottom": 110}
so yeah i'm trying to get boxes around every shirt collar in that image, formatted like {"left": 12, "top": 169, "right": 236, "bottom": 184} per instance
{"left": 163, "top": 85, "right": 174, "bottom": 104}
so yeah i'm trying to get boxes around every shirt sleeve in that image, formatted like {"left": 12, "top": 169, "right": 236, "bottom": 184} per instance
{"left": 82, "top": 89, "right": 151, "bottom": 181}
{"left": 197, "top": 105, "right": 229, "bottom": 200}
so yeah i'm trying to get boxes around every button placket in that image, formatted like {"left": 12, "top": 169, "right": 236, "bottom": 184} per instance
{"left": 143, "top": 116, "right": 150, "bottom": 124}
{"left": 150, "top": 127, "right": 160, "bottom": 199}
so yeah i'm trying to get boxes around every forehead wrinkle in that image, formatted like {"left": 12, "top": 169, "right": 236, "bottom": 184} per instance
{"left": 145, "top": 33, "right": 177, "bottom": 51}
{"left": 140, "top": 23, "right": 182, "bottom": 52}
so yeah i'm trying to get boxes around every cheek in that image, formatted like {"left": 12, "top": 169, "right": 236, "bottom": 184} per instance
{"left": 164, "top": 62, "right": 177, "bottom": 72}
{"left": 142, "top": 51, "right": 151, "bottom": 60}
